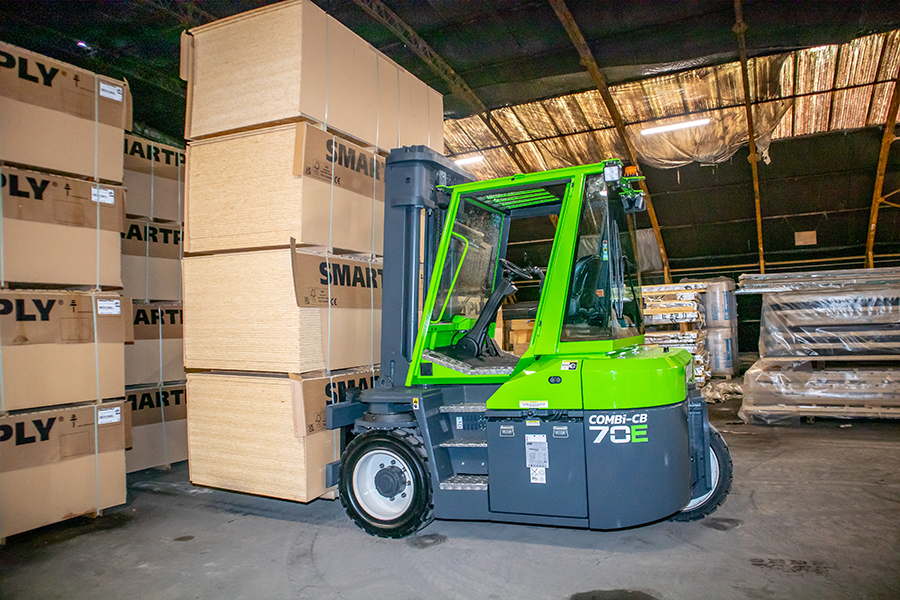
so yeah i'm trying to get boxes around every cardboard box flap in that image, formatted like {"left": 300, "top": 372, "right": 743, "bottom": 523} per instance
{"left": 290, "top": 368, "right": 377, "bottom": 437}
{"left": 1, "top": 290, "right": 127, "bottom": 346}
{"left": 121, "top": 218, "right": 183, "bottom": 259}
{"left": 123, "top": 297, "right": 135, "bottom": 344}
{"left": 127, "top": 383, "right": 187, "bottom": 427}
{"left": 0, "top": 401, "right": 126, "bottom": 473}
{"left": 2, "top": 165, "right": 125, "bottom": 233}
{"left": 290, "top": 241, "right": 383, "bottom": 310}
{"left": 179, "top": 31, "right": 193, "bottom": 82}
{"left": 131, "top": 302, "right": 183, "bottom": 341}
{"left": 124, "top": 133, "right": 186, "bottom": 180}
{"left": 293, "top": 123, "right": 385, "bottom": 201}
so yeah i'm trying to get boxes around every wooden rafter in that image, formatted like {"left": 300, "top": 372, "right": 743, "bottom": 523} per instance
{"left": 865, "top": 62, "right": 900, "bottom": 268}
{"left": 733, "top": 0, "right": 766, "bottom": 274}
{"left": 547, "top": 0, "right": 672, "bottom": 283}
{"left": 351, "top": 0, "right": 531, "bottom": 173}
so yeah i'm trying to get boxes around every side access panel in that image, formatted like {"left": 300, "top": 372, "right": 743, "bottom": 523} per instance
{"left": 487, "top": 418, "right": 587, "bottom": 518}
{"left": 585, "top": 402, "right": 691, "bottom": 529}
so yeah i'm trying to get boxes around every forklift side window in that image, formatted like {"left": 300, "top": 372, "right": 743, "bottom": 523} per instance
{"left": 561, "top": 175, "right": 612, "bottom": 341}
{"left": 610, "top": 201, "right": 643, "bottom": 338}
{"left": 430, "top": 200, "right": 503, "bottom": 325}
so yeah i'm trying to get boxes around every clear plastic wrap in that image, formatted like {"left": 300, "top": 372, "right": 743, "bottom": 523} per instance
{"left": 759, "top": 289, "right": 900, "bottom": 357}
{"left": 702, "top": 380, "right": 743, "bottom": 403}
{"left": 738, "top": 267, "right": 900, "bottom": 293}
{"left": 740, "top": 359, "right": 900, "bottom": 424}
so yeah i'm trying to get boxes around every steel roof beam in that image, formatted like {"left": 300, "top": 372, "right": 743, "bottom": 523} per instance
{"left": 351, "top": 0, "right": 531, "bottom": 173}
{"left": 547, "top": 0, "right": 672, "bottom": 283}
{"left": 865, "top": 62, "right": 900, "bottom": 268}
{"left": 733, "top": 0, "right": 766, "bottom": 274}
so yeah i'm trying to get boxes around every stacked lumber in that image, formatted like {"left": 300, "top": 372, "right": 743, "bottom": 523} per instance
{"left": 179, "top": 0, "right": 439, "bottom": 503}
{"left": 642, "top": 282, "right": 710, "bottom": 385}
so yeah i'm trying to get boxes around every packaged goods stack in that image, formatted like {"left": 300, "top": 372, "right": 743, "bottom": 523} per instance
{"left": 641, "top": 282, "right": 710, "bottom": 386}
{"left": 703, "top": 278, "right": 740, "bottom": 378}
{"left": 180, "top": 0, "right": 441, "bottom": 503}
{"left": 0, "top": 43, "right": 131, "bottom": 539}
{"left": 738, "top": 268, "right": 900, "bottom": 424}
{"left": 121, "top": 133, "right": 188, "bottom": 472}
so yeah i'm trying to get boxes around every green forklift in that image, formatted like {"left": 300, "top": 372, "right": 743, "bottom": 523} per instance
{"left": 325, "top": 146, "right": 732, "bottom": 538}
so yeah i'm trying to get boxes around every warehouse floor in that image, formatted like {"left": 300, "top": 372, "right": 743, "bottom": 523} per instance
{"left": 1, "top": 398, "right": 899, "bottom": 600}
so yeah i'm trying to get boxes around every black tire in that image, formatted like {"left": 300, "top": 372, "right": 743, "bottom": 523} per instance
{"left": 339, "top": 429, "right": 434, "bottom": 538}
{"left": 672, "top": 426, "right": 732, "bottom": 522}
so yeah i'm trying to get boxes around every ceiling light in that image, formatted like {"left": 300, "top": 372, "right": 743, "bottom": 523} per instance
{"left": 640, "top": 118, "right": 710, "bottom": 136}
{"left": 455, "top": 155, "right": 484, "bottom": 166}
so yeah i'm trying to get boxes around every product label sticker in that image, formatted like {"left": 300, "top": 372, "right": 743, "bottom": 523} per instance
{"left": 525, "top": 419, "right": 540, "bottom": 427}
{"left": 99, "top": 81, "right": 124, "bottom": 102}
{"left": 98, "top": 406, "right": 121, "bottom": 424}
{"left": 561, "top": 361, "right": 578, "bottom": 371}
{"left": 519, "top": 400, "right": 548, "bottom": 409}
{"left": 96, "top": 299, "right": 121, "bottom": 315}
{"left": 456, "top": 416, "right": 463, "bottom": 430}
{"left": 525, "top": 434, "right": 549, "bottom": 469}
{"left": 91, "top": 187, "right": 116, "bottom": 205}
{"left": 412, "top": 398, "right": 419, "bottom": 410}
{"left": 530, "top": 467, "right": 546, "bottom": 484}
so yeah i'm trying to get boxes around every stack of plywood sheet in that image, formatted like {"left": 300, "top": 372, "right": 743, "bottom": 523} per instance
{"left": 0, "top": 43, "right": 132, "bottom": 538}
{"left": 642, "top": 283, "right": 710, "bottom": 385}
{"left": 179, "top": 0, "right": 439, "bottom": 504}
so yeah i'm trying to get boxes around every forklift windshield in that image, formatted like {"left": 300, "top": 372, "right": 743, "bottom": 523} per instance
{"left": 430, "top": 199, "right": 503, "bottom": 325}
{"left": 561, "top": 174, "right": 642, "bottom": 342}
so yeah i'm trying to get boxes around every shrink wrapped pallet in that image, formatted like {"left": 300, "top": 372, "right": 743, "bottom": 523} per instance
{"left": 183, "top": 247, "right": 381, "bottom": 373}
{"left": 0, "top": 290, "right": 128, "bottom": 412}
{"left": 1, "top": 165, "right": 124, "bottom": 287}
{"left": 0, "top": 42, "right": 131, "bottom": 183}
{"left": 125, "top": 302, "right": 184, "bottom": 386}
{"left": 121, "top": 217, "right": 182, "bottom": 302}
{"left": 759, "top": 289, "right": 900, "bottom": 357}
{"left": 125, "top": 382, "right": 187, "bottom": 473}
{"left": 704, "top": 278, "right": 737, "bottom": 329}
{"left": 740, "top": 359, "right": 900, "bottom": 424}
{"left": 123, "top": 134, "right": 185, "bottom": 222}
{"left": 180, "top": 0, "right": 443, "bottom": 150}
{"left": 186, "top": 122, "right": 383, "bottom": 255}
{"left": 187, "top": 372, "right": 343, "bottom": 502}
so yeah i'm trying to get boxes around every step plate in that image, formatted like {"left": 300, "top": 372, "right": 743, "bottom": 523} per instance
{"left": 439, "top": 475, "right": 488, "bottom": 491}
{"left": 439, "top": 440, "right": 487, "bottom": 448}
{"left": 439, "top": 403, "right": 487, "bottom": 413}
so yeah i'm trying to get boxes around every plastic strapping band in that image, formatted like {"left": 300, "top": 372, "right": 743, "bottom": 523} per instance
{"left": 158, "top": 305, "right": 169, "bottom": 468}
{"left": 325, "top": 133, "right": 337, "bottom": 374}
{"left": 178, "top": 151, "right": 184, "bottom": 303}
{"left": 93, "top": 75, "right": 101, "bottom": 517}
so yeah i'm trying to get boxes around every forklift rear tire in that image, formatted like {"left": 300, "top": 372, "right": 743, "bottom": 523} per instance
{"left": 339, "top": 429, "right": 434, "bottom": 538}
{"left": 672, "top": 426, "right": 732, "bottom": 522}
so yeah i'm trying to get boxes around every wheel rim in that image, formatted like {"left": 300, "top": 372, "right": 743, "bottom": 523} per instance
{"left": 352, "top": 448, "right": 414, "bottom": 520}
{"left": 684, "top": 445, "right": 720, "bottom": 511}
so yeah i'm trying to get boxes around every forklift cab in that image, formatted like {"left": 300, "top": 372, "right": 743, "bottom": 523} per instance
{"left": 408, "top": 161, "right": 646, "bottom": 386}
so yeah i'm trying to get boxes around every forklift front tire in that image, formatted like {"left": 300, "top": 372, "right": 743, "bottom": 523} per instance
{"left": 672, "top": 426, "right": 733, "bottom": 522}
{"left": 339, "top": 429, "right": 434, "bottom": 538}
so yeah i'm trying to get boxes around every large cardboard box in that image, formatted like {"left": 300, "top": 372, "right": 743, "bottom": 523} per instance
{"left": 0, "top": 291, "right": 128, "bottom": 412}
{"left": 125, "top": 302, "right": 184, "bottom": 386}
{"left": 183, "top": 247, "right": 381, "bottom": 373}
{"left": 180, "top": 0, "right": 443, "bottom": 150}
{"left": 125, "top": 382, "right": 187, "bottom": 473}
{"left": 0, "top": 401, "right": 127, "bottom": 538}
{"left": 1, "top": 165, "right": 124, "bottom": 287}
{"left": 187, "top": 372, "right": 338, "bottom": 502}
{"left": 123, "top": 134, "right": 185, "bottom": 222}
{"left": 0, "top": 42, "right": 131, "bottom": 183}
{"left": 186, "top": 122, "right": 384, "bottom": 255}
{"left": 121, "top": 217, "right": 182, "bottom": 301}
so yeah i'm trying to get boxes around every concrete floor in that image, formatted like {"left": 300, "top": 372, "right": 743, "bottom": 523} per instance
{"left": 1, "top": 397, "right": 899, "bottom": 600}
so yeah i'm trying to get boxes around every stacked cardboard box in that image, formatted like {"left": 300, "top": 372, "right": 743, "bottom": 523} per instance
{"left": 181, "top": 0, "right": 442, "bottom": 503}
{"left": 0, "top": 42, "right": 131, "bottom": 538}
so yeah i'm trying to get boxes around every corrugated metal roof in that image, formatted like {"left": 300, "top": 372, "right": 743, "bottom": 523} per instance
{"left": 446, "top": 30, "right": 900, "bottom": 179}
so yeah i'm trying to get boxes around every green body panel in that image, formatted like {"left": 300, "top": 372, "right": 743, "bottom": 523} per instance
{"left": 581, "top": 346, "right": 692, "bottom": 410}
{"left": 485, "top": 356, "right": 584, "bottom": 410}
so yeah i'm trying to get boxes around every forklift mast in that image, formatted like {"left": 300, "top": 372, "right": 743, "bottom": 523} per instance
{"left": 378, "top": 147, "right": 474, "bottom": 388}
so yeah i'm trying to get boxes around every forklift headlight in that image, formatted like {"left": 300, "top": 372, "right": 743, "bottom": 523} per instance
{"left": 603, "top": 163, "right": 622, "bottom": 183}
